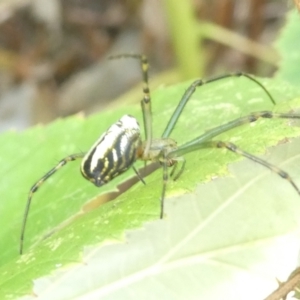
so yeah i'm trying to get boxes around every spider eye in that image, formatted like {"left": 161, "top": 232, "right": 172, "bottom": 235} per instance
{"left": 80, "top": 115, "right": 141, "bottom": 186}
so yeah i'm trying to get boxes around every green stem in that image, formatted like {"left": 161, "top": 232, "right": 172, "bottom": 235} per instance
{"left": 162, "top": 0, "right": 205, "bottom": 79}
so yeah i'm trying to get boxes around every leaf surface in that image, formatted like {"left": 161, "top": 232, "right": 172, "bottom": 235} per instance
{"left": 0, "top": 76, "right": 300, "bottom": 299}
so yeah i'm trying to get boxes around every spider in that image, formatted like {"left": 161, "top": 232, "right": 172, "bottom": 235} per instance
{"left": 20, "top": 54, "right": 300, "bottom": 255}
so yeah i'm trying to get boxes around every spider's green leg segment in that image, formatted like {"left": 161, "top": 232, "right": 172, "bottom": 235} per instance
{"left": 160, "top": 153, "right": 186, "bottom": 218}
{"left": 20, "top": 153, "right": 85, "bottom": 254}
{"left": 162, "top": 73, "right": 276, "bottom": 138}
{"left": 109, "top": 54, "right": 153, "bottom": 156}
{"left": 162, "top": 79, "right": 202, "bottom": 138}
{"left": 169, "top": 157, "right": 186, "bottom": 181}
{"left": 160, "top": 151, "right": 169, "bottom": 219}
{"left": 139, "top": 55, "right": 153, "bottom": 156}
{"left": 170, "top": 111, "right": 300, "bottom": 158}
{"left": 164, "top": 111, "right": 300, "bottom": 212}
{"left": 172, "top": 158, "right": 186, "bottom": 181}
{"left": 133, "top": 165, "right": 146, "bottom": 185}
{"left": 212, "top": 140, "right": 300, "bottom": 195}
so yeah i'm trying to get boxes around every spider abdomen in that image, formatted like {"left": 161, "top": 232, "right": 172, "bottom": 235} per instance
{"left": 80, "top": 115, "right": 141, "bottom": 187}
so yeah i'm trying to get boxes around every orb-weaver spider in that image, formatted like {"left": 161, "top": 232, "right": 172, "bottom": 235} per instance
{"left": 20, "top": 54, "right": 300, "bottom": 255}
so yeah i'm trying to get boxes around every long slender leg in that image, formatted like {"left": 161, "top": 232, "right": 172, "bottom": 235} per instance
{"left": 208, "top": 140, "right": 300, "bottom": 195}
{"left": 162, "top": 74, "right": 276, "bottom": 138}
{"left": 160, "top": 152, "right": 170, "bottom": 219}
{"left": 165, "top": 139, "right": 300, "bottom": 212}
{"left": 169, "top": 111, "right": 300, "bottom": 158}
{"left": 132, "top": 165, "right": 146, "bottom": 185}
{"left": 109, "top": 54, "right": 153, "bottom": 156}
{"left": 169, "top": 158, "right": 186, "bottom": 181}
{"left": 162, "top": 79, "right": 201, "bottom": 138}
{"left": 172, "top": 158, "right": 186, "bottom": 181}
{"left": 20, "top": 153, "right": 85, "bottom": 254}
{"left": 160, "top": 158, "right": 186, "bottom": 218}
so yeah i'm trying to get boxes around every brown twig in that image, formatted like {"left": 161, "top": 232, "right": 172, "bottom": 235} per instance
{"left": 264, "top": 267, "right": 300, "bottom": 300}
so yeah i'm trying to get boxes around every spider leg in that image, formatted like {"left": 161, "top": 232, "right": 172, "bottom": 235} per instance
{"left": 159, "top": 111, "right": 300, "bottom": 220}
{"left": 160, "top": 151, "right": 169, "bottom": 219}
{"left": 20, "top": 153, "right": 84, "bottom": 255}
{"left": 132, "top": 165, "right": 146, "bottom": 185}
{"left": 109, "top": 54, "right": 152, "bottom": 156}
{"left": 160, "top": 156, "right": 186, "bottom": 219}
{"left": 162, "top": 74, "right": 276, "bottom": 138}
{"left": 170, "top": 157, "right": 186, "bottom": 181}
{"left": 164, "top": 137, "right": 300, "bottom": 219}
{"left": 210, "top": 140, "right": 300, "bottom": 195}
{"left": 169, "top": 161, "right": 178, "bottom": 178}
{"left": 169, "top": 111, "right": 300, "bottom": 158}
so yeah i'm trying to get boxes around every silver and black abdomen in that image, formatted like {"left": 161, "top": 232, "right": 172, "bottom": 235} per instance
{"left": 80, "top": 115, "right": 141, "bottom": 187}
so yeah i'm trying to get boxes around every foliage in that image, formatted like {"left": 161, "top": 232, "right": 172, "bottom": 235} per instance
{"left": 1, "top": 7, "right": 300, "bottom": 300}
{"left": 1, "top": 75, "right": 300, "bottom": 299}
{"left": 275, "top": 10, "right": 300, "bottom": 85}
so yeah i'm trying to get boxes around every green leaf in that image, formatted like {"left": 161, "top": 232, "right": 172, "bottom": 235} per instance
{"left": 19, "top": 142, "right": 300, "bottom": 300}
{"left": 1, "top": 75, "right": 300, "bottom": 299}
{"left": 275, "top": 10, "right": 300, "bottom": 85}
